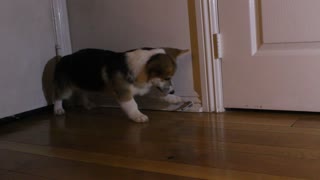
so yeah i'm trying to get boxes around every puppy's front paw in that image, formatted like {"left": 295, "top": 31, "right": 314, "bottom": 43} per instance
{"left": 129, "top": 112, "right": 149, "bottom": 123}
{"left": 162, "top": 94, "right": 183, "bottom": 104}
{"left": 54, "top": 108, "right": 65, "bottom": 116}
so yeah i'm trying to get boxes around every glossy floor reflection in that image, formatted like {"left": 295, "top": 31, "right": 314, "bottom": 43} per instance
{"left": 1, "top": 108, "right": 320, "bottom": 179}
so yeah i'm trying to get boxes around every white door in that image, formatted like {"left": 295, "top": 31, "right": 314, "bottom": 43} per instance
{"left": 219, "top": 0, "right": 320, "bottom": 111}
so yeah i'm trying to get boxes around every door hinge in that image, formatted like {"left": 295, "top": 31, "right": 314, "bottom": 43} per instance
{"left": 213, "top": 33, "right": 222, "bottom": 59}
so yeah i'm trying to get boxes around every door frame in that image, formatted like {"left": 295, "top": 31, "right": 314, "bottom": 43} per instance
{"left": 52, "top": 0, "right": 72, "bottom": 56}
{"left": 52, "top": 0, "right": 224, "bottom": 112}
{"left": 194, "top": 0, "right": 224, "bottom": 112}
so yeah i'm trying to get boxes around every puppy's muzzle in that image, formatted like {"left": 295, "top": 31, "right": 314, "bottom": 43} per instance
{"left": 157, "top": 86, "right": 175, "bottom": 95}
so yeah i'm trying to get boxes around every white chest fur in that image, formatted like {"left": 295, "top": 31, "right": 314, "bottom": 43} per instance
{"left": 130, "top": 83, "right": 152, "bottom": 96}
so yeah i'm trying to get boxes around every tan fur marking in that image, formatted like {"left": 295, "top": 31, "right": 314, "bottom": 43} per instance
{"left": 126, "top": 49, "right": 165, "bottom": 77}
{"left": 117, "top": 91, "right": 132, "bottom": 102}
{"left": 146, "top": 54, "right": 177, "bottom": 80}
{"left": 133, "top": 68, "right": 149, "bottom": 90}
{"left": 163, "top": 48, "right": 189, "bottom": 60}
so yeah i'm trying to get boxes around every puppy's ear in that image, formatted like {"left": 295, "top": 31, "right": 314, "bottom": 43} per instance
{"left": 164, "top": 48, "right": 190, "bottom": 60}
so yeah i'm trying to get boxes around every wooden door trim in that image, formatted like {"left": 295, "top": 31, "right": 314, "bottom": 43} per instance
{"left": 195, "top": 0, "right": 224, "bottom": 112}
{"left": 52, "top": 0, "right": 72, "bottom": 56}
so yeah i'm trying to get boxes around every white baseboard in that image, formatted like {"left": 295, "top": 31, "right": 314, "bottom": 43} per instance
{"left": 174, "top": 90, "right": 199, "bottom": 97}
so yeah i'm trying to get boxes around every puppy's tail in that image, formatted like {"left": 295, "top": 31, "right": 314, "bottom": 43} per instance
{"left": 55, "top": 55, "right": 62, "bottom": 64}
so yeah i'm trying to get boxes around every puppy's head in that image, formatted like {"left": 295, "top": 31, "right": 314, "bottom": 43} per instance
{"left": 146, "top": 48, "right": 189, "bottom": 95}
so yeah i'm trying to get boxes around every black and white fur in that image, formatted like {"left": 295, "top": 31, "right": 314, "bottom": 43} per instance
{"left": 53, "top": 48, "right": 188, "bottom": 123}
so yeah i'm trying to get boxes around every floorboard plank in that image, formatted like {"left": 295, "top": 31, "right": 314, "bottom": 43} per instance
{"left": 0, "top": 141, "right": 298, "bottom": 180}
{"left": 1, "top": 108, "right": 320, "bottom": 179}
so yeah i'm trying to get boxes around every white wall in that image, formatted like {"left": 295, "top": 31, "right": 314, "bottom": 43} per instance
{"left": 67, "top": 0, "right": 197, "bottom": 97}
{"left": 0, "top": 0, "right": 56, "bottom": 118}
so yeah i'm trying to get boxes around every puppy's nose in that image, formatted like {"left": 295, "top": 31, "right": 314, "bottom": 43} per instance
{"left": 169, "top": 90, "right": 175, "bottom": 94}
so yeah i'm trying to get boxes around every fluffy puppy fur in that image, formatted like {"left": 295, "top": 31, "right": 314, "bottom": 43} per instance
{"left": 53, "top": 47, "right": 188, "bottom": 123}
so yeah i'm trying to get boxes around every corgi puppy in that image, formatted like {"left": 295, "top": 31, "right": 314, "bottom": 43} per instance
{"left": 53, "top": 47, "right": 189, "bottom": 123}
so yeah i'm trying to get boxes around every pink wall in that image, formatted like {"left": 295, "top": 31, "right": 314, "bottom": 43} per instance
{"left": 0, "top": 0, "right": 56, "bottom": 118}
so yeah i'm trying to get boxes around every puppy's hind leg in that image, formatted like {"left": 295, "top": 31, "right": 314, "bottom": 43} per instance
{"left": 53, "top": 85, "right": 73, "bottom": 115}
{"left": 79, "top": 92, "right": 96, "bottom": 110}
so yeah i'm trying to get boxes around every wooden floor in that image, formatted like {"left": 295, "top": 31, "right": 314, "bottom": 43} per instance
{"left": 1, "top": 108, "right": 320, "bottom": 179}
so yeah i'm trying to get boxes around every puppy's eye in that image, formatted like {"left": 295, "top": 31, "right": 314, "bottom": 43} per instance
{"left": 164, "top": 77, "right": 171, "bottom": 81}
